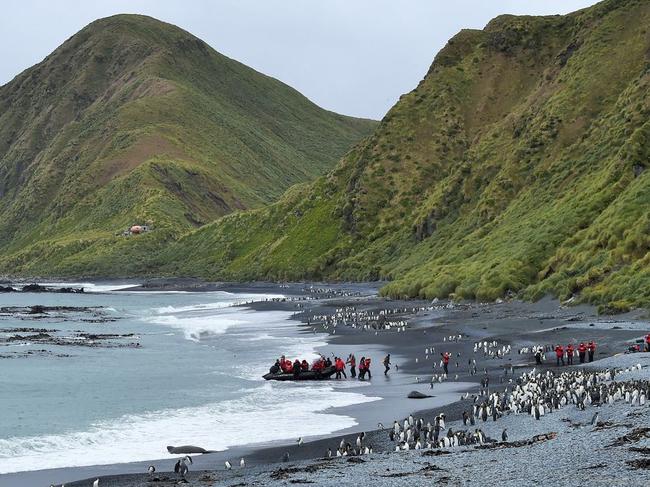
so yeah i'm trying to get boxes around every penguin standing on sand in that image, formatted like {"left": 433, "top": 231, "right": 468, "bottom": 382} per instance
{"left": 591, "top": 412, "right": 599, "bottom": 426}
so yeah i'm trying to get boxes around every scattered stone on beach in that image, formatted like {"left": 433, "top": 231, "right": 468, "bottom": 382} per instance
{"left": 347, "top": 457, "right": 365, "bottom": 463}
{"left": 270, "top": 462, "right": 335, "bottom": 480}
{"left": 475, "top": 432, "right": 557, "bottom": 450}
{"left": 626, "top": 458, "right": 650, "bottom": 470}
{"left": 408, "top": 391, "right": 433, "bottom": 399}
{"left": 422, "top": 450, "right": 452, "bottom": 457}
{"left": 608, "top": 428, "right": 650, "bottom": 447}
{"left": 578, "top": 463, "right": 608, "bottom": 470}
{"left": 379, "top": 462, "right": 444, "bottom": 478}
{"left": 593, "top": 421, "right": 632, "bottom": 431}
{"left": 629, "top": 446, "right": 650, "bottom": 455}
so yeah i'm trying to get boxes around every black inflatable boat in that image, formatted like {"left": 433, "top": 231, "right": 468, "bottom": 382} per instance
{"left": 263, "top": 366, "right": 337, "bottom": 381}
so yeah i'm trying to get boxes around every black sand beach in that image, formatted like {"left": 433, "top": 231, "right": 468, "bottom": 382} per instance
{"left": 4, "top": 282, "right": 650, "bottom": 487}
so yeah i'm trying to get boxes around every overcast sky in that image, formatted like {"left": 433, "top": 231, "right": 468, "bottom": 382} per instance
{"left": 1, "top": 0, "right": 599, "bottom": 119}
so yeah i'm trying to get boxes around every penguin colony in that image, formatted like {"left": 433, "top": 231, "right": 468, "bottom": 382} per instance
{"left": 322, "top": 364, "right": 648, "bottom": 455}
{"left": 300, "top": 301, "right": 462, "bottom": 334}
{"left": 306, "top": 305, "right": 432, "bottom": 333}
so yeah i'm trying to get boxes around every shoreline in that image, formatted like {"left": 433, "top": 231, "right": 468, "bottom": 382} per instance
{"left": 2, "top": 283, "right": 649, "bottom": 486}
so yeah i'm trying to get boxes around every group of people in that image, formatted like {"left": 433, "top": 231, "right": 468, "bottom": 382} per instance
{"left": 269, "top": 353, "right": 374, "bottom": 379}
{"left": 335, "top": 354, "right": 374, "bottom": 380}
{"left": 549, "top": 341, "right": 597, "bottom": 366}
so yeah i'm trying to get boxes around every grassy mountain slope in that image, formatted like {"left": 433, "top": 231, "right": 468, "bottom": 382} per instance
{"left": 0, "top": 15, "right": 375, "bottom": 275}
{"left": 155, "top": 0, "right": 650, "bottom": 311}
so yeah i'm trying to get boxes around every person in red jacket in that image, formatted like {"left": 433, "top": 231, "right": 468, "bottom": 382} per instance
{"left": 363, "top": 357, "right": 372, "bottom": 380}
{"left": 566, "top": 343, "right": 575, "bottom": 365}
{"left": 358, "top": 356, "right": 367, "bottom": 380}
{"left": 280, "top": 356, "right": 293, "bottom": 373}
{"left": 334, "top": 357, "right": 347, "bottom": 379}
{"left": 578, "top": 343, "right": 587, "bottom": 363}
{"left": 645, "top": 334, "right": 650, "bottom": 352}
{"left": 555, "top": 344, "right": 565, "bottom": 366}
{"left": 301, "top": 359, "right": 309, "bottom": 371}
{"left": 587, "top": 341, "right": 596, "bottom": 362}
{"left": 442, "top": 352, "right": 450, "bottom": 375}
{"left": 346, "top": 354, "right": 357, "bottom": 378}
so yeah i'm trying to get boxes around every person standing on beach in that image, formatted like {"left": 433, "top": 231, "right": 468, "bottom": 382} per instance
{"left": 359, "top": 357, "right": 372, "bottom": 380}
{"left": 335, "top": 357, "right": 347, "bottom": 379}
{"left": 587, "top": 341, "right": 596, "bottom": 362}
{"left": 578, "top": 343, "right": 587, "bottom": 363}
{"left": 442, "top": 352, "right": 450, "bottom": 376}
{"left": 347, "top": 354, "right": 357, "bottom": 378}
{"left": 358, "top": 356, "right": 366, "bottom": 380}
{"left": 383, "top": 354, "right": 391, "bottom": 375}
{"left": 566, "top": 343, "right": 574, "bottom": 365}
{"left": 555, "top": 344, "right": 565, "bottom": 366}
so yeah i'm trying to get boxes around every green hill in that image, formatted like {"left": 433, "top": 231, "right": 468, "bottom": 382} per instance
{"left": 0, "top": 14, "right": 375, "bottom": 274}
{"left": 152, "top": 0, "right": 650, "bottom": 311}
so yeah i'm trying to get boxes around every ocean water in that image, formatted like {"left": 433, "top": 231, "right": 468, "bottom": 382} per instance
{"left": 0, "top": 283, "right": 379, "bottom": 474}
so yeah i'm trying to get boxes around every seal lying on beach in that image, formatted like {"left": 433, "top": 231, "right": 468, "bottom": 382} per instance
{"left": 408, "top": 391, "right": 433, "bottom": 399}
{"left": 167, "top": 445, "right": 215, "bottom": 454}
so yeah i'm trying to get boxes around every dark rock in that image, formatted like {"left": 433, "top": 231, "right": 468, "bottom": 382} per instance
{"left": 21, "top": 284, "right": 84, "bottom": 293}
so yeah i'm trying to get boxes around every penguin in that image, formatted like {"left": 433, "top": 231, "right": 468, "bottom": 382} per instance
{"left": 225, "top": 461, "right": 232, "bottom": 470}
{"left": 297, "top": 437, "right": 304, "bottom": 446}
{"left": 147, "top": 465, "right": 155, "bottom": 475}
{"left": 93, "top": 481, "right": 99, "bottom": 487}
{"left": 240, "top": 458, "right": 246, "bottom": 468}
{"left": 502, "top": 429, "right": 508, "bottom": 442}
{"left": 591, "top": 412, "right": 599, "bottom": 426}
{"left": 282, "top": 452, "right": 290, "bottom": 462}
{"left": 179, "top": 459, "right": 190, "bottom": 477}
{"left": 327, "top": 448, "right": 332, "bottom": 458}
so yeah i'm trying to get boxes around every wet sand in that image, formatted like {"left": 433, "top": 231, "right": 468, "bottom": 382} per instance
{"left": 4, "top": 284, "right": 649, "bottom": 487}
